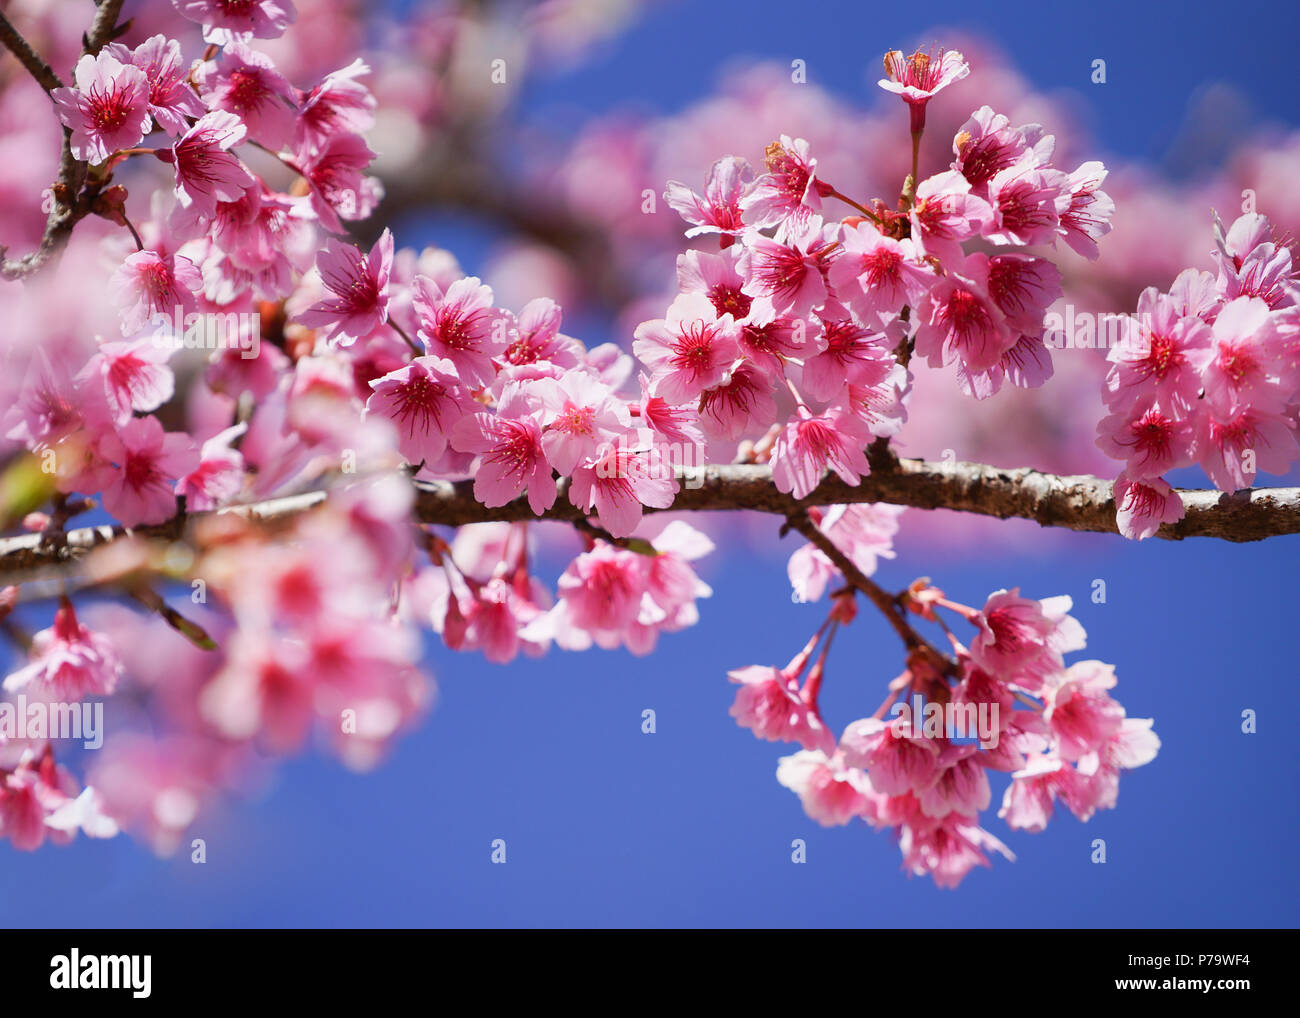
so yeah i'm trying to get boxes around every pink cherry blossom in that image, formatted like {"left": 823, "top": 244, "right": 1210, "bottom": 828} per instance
{"left": 968, "top": 589, "right": 1085, "bottom": 692}
{"left": 770, "top": 408, "right": 873, "bottom": 500}
{"left": 51, "top": 51, "right": 151, "bottom": 165}
{"left": 633, "top": 293, "right": 741, "bottom": 404}
{"left": 533, "top": 369, "right": 631, "bottom": 475}
{"left": 176, "top": 424, "right": 246, "bottom": 511}
{"left": 502, "top": 298, "right": 583, "bottom": 368}
{"left": 1113, "top": 473, "right": 1185, "bottom": 540}
{"left": 739, "top": 217, "right": 833, "bottom": 318}
{"left": 173, "top": 0, "right": 297, "bottom": 43}
{"left": 1043, "top": 660, "right": 1126, "bottom": 762}
{"left": 776, "top": 749, "right": 872, "bottom": 827}
{"left": 1095, "top": 395, "right": 1196, "bottom": 480}
{"left": 197, "top": 41, "right": 298, "bottom": 151}
{"left": 299, "top": 131, "right": 379, "bottom": 233}
{"left": 87, "top": 415, "right": 200, "bottom": 527}
{"left": 450, "top": 386, "right": 556, "bottom": 514}
{"left": 296, "top": 59, "right": 377, "bottom": 152}
{"left": 728, "top": 665, "right": 835, "bottom": 754}
{"left": 983, "top": 153, "right": 1068, "bottom": 247}
{"left": 839, "top": 716, "right": 940, "bottom": 796}
{"left": 739, "top": 136, "right": 827, "bottom": 234}
{"left": 697, "top": 359, "right": 779, "bottom": 440}
{"left": 897, "top": 815, "right": 1014, "bottom": 889}
{"left": 676, "top": 248, "right": 753, "bottom": 321}
{"left": 3, "top": 600, "right": 123, "bottom": 702}
{"left": 1057, "top": 161, "right": 1115, "bottom": 260}
{"left": 828, "top": 220, "right": 935, "bottom": 319}
{"left": 878, "top": 47, "right": 970, "bottom": 131}
{"left": 914, "top": 258, "right": 1014, "bottom": 374}
{"left": 169, "top": 111, "right": 256, "bottom": 218}
{"left": 105, "top": 35, "right": 206, "bottom": 137}
{"left": 77, "top": 337, "right": 175, "bottom": 425}
{"left": 568, "top": 443, "right": 676, "bottom": 537}
{"left": 413, "top": 275, "right": 512, "bottom": 388}
{"left": 787, "top": 503, "right": 904, "bottom": 603}
{"left": 1104, "top": 288, "right": 1212, "bottom": 416}
{"left": 367, "top": 356, "right": 474, "bottom": 468}
{"left": 110, "top": 248, "right": 203, "bottom": 334}
{"left": 664, "top": 156, "right": 751, "bottom": 243}
{"left": 298, "top": 229, "right": 395, "bottom": 345}
{"left": 908, "top": 170, "right": 993, "bottom": 266}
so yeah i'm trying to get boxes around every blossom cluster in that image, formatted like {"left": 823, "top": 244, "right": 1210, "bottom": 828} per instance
{"left": 644, "top": 54, "right": 1114, "bottom": 503}
{"left": 731, "top": 562, "right": 1158, "bottom": 888}
{"left": 1097, "top": 212, "right": 1300, "bottom": 538}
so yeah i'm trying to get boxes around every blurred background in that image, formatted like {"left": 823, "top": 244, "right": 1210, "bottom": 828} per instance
{"left": 0, "top": 0, "right": 1297, "bottom": 926}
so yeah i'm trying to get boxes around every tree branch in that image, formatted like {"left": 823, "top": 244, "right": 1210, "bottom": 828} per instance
{"left": 1, "top": 457, "right": 1297, "bottom": 584}
{"left": 0, "top": 0, "right": 126, "bottom": 282}
{"left": 0, "top": 9, "right": 63, "bottom": 93}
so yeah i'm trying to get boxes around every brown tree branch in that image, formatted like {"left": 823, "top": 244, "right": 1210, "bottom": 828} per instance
{"left": 0, "top": 0, "right": 126, "bottom": 282}
{"left": 1, "top": 457, "right": 1297, "bottom": 584}
{"left": 0, "top": 9, "right": 63, "bottom": 93}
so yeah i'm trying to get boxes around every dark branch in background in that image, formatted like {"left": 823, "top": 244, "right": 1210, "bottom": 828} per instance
{"left": 0, "top": 9, "right": 63, "bottom": 92}
{"left": 0, "top": 0, "right": 126, "bottom": 282}
{"left": 1, "top": 456, "right": 1297, "bottom": 584}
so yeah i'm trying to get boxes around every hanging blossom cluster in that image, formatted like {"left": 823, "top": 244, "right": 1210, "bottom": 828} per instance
{"left": 733, "top": 520, "right": 1158, "bottom": 887}
{"left": 0, "top": 13, "right": 1169, "bottom": 887}
{"left": 1095, "top": 213, "right": 1300, "bottom": 538}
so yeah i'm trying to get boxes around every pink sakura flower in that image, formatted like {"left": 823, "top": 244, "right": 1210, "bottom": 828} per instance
{"left": 44, "top": 786, "right": 120, "bottom": 841}
{"left": 839, "top": 716, "right": 940, "bottom": 796}
{"left": 3, "top": 599, "right": 123, "bottom": 702}
{"left": 109, "top": 248, "right": 203, "bottom": 334}
{"left": 770, "top": 408, "right": 873, "bottom": 500}
{"left": 908, "top": 170, "right": 993, "bottom": 266}
{"left": 838, "top": 364, "right": 911, "bottom": 438}
{"left": 461, "top": 576, "right": 548, "bottom": 665}
{"left": 664, "top": 156, "right": 751, "bottom": 244}
{"left": 897, "top": 815, "right": 1014, "bottom": 889}
{"left": 1095, "top": 395, "right": 1196, "bottom": 480}
{"left": 568, "top": 442, "right": 676, "bottom": 537}
{"left": 828, "top": 221, "right": 935, "bottom": 319}
{"left": 413, "top": 275, "right": 512, "bottom": 388}
{"left": 984, "top": 253, "right": 1062, "bottom": 335}
{"left": 951, "top": 106, "right": 1052, "bottom": 197}
{"left": 1105, "top": 288, "right": 1213, "bottom": 416}
{"left": 1196, "top": 395, "right": 1299, "bottom": 491}
{"left": 450, "top": 384, "right": 556, "bottom": 514}
{"left": 697, "top": 360, "right": 779, "bottom": 440}
{"left": 799, "top": 304, "right": 896, "bottom": 402}
{"left": 918, "top": 750, "right": 992, "bottom": 819}
{"left": 728, "top": 665, "right": 835, "bottom": 754}
{"left": 1113, "top": 472, "right": 1185, "bottom": 540}
{"left": 552, "top": 544, "right": 649, "bottom": 647}
{"left": 88, "top": 415, "right": 200, "bottom": 527}
{"left": 0, "top": 758, "right": 79, "bottom": 852}
{"left": 878, "top": 48, "right": 970, "bottom": 131}
{"left": 1200, "top": 296, "right": 1287, "bottom": 412}
{"left": 968, "top": 589, "right": 1085, "bottom": 692}
{"left": 1214, "top": 213, "right": 1297, "bottom": 309}
{"left": 77, "top": 337, "right": 175, "bottom": 425}
{"left": 533, "top": 369, "right": 632, "bottom": 475}
{"left": 739, "top": 137, "right": 828, "bottom": 234}
{"left": 173, "top": 0, "right": 297, "bottom": 43}
{"left": 983, "top": 153, "right": 1069, "bottom": 248}
{"left": 3, "top": 351, "right": 110, "bottom": 449}
{"left": 1043, "top": 661, "right": 1126, "bottom": 762}
{"left": 296, "top": 59, "right": 377, "bottom": 152}
{"left": 914, "top": 257, "right": 1014, "bottom": 374}
{"left": 787, "top": 503, "right": 904, "bottom": 603}
{"left": 676, "top": 248, "right": 753, "bottom": 321}
{"left": 176, "top": 424, "right": 246, "bottom": 510}
{"left": 736, "top": 298, "right": 823, "bottom": 378}
{"left": 633, "top": 293, "right": 741, "bottom": 404}
{"left": 999, "top": 753, "right": 1075, "bottom": 833}
{"left": 196, "top": 41, "right": 298, "bottom": 151}
{"left": 51, "top": 51, "right": 151, "bottom": 164}
{"left": 502, "top": 298, "right": 583, "bottom": 369}
{"left": 640, "top": 519, "right": 713, "bottom": 619}
{"left": 1057, "top": 162, "right": 1115, "bottom": 260}
{"left": 200, "top": 628, "right": 313, "bottom": 752}
{"left": 956, "top": 333, "right": 1055, "bottom": 401}
{"left": 739, "top": 217, "right": 833, "bottom": 319}
{"left": 638, "top": 373, "right": 706, "bottom": 451}
{"left": 168, "top": 111, "right": 256, "bottom": 218}
{"left": 367, "top": 356, "right": 474, "bottom": 468}
{"left": 299, "top": 132, "right": 379, "bottom": 233}
{"left": 776, "top": 749, "right": 873, "bottom": 827}
{"left": 298, "top": 229, "right": 395, "bottom": 345}
{"left": 105, "top": 35, "right": 206, "bottom": 137}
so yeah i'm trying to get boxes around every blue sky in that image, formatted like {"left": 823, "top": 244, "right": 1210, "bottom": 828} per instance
{"left": 2, "top": 0, "right": 1298, "bottom": 927}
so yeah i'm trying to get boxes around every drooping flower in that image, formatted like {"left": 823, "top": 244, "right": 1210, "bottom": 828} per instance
{"left": 1113, "top": 472, "right": 1185, "bottom": 540}
{"left": 770, "top": 408, "right": 874, "bottom": 500}
{"left": 776, "top": 749, "right": 873, "bottom": 827}
{"left": 367, "top": 357, "right": 474, "bottom": 468}
{"left": 109, "top": 248, "right": 203, "bottom": 334}
{"left": 3, "top": 599, "right": 123, "bottom": 702}
{"left": 172, "top": 0, "right": 297, "bottom": 43}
